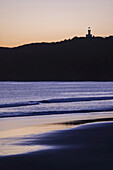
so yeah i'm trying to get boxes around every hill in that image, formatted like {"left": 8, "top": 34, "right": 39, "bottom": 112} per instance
{"left": 0, "top": 36, "right": 113, "bottom": 81}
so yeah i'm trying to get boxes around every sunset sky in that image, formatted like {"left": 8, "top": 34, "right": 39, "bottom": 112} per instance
{"left": 0, "top": 0, "right": 113, "bottom": 47}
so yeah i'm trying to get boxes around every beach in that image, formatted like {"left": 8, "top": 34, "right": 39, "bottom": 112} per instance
{"left": 0, "top": 81, "right": 113, "bottom": 169}
{"left": 0, "top": 115, "right": 113, "bottom": 170}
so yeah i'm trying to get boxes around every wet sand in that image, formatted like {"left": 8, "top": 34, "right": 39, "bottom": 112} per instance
{"left": 0, "top": 118, "right": 113, "bottom": 169}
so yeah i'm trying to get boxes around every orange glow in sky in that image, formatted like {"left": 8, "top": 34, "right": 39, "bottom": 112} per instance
{"left": 0, "top": 0, "right": 113, "bottom": 47}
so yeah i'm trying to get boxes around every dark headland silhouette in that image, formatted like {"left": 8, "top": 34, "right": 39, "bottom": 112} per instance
{"left": 0, "top": 28, "right": 113, "bottom": 81}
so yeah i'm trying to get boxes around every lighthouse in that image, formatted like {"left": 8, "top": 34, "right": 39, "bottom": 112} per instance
{"left": 86, "top": 27, "right": 92, "bottom": 38}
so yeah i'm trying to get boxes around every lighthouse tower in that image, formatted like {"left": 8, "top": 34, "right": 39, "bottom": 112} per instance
{"left": 86, "top": 27, "right": 92, "bottom": 38}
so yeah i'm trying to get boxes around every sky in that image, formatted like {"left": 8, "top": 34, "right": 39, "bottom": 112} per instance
{"left": 0, "top": 0, "right": 113, "bottom": 47}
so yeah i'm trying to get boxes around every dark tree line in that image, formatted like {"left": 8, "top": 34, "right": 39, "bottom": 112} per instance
{"left": 0, "top": 36, "right": 113, "bottom": 81}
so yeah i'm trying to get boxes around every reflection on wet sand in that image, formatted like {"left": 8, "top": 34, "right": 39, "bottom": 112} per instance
{"left": 0, "top": 138, "right": 51, "bottom": 156}
{"left": 0, "top": 123, "right": 76, "bottom": 138}
{"left": 0, "top": 123, "right": 76, "bottom": 156}
{"left": 0, "top": 112, "right": 113, "bottom": 156}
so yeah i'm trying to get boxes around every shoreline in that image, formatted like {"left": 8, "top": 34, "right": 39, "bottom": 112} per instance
{"left": 0, "top": 121, "right": 113, "bottom": 170}
{"left": 0, "top": 112, "right": 113, "bottom": 137}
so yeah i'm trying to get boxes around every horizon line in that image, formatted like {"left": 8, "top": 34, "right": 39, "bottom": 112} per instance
{"left": 0, "top": 35, "right": 113, "bottom": 49}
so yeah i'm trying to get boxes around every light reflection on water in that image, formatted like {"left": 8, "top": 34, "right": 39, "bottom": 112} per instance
{"left": 0, "top": 123, "right": 76, "bottom": 138}
{"left": 0, "top": 112, "right": 113, "bottom": 156}
{"left": 0, "top": 123, "right": 76, "bottom": 156}
{"left": 0, "top": 138, "right": 51, "bottom": 156}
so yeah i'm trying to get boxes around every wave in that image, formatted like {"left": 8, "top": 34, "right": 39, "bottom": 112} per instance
{"left": 41, "top": 96, "right": 113, "bottom": 103}
{"left": 0, "top": 101, "right": 40, "bottom": 108}
{"left": 0, "top": 107, "right": 113, "bottom": 118}
{"left": 0, "top": 96, "right": 113, "bottom": 109}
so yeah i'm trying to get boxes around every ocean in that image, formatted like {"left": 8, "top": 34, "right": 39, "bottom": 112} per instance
{"left": 0, "top": 81, "right": 113, "bottom": 118}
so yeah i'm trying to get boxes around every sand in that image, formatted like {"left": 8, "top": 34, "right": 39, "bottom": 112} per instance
{"left": 0, "top": 118, "right": 113, "bottom": 170}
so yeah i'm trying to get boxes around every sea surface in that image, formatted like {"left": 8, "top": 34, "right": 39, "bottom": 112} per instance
{"left": 0, "top": 81, "right": 113, "bottom": 118}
